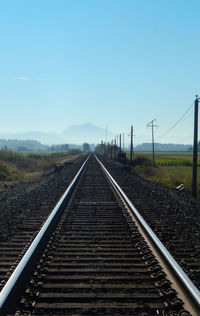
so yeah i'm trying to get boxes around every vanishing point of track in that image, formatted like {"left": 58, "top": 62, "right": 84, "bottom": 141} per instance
{"left": 0, "top": 154, "right": 200, "bottom": 315}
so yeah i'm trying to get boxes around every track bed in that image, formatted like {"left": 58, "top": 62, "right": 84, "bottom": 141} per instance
{"left": 0, "top": 155, "right": 199, "bottom": 315}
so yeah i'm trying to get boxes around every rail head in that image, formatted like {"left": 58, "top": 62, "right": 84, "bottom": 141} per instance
{"left": 0, "top": 154, "right": 90, "bottom": 315}
{"left": 95, "top": 154, "right": 200, "bottom": 313}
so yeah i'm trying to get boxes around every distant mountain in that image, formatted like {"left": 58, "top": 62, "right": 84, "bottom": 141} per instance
{"left": 135, "top": 142, "right": 192, "bottom": 152}
{"left": 0, "top": 123, "right": 115, "bottom": 145}
{"left": 61, "top": 123, "right": 114, "bottom": 144}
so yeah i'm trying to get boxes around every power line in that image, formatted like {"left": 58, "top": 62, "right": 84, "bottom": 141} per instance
{"left": 164, "top": 122, "right": 193, "bottom": 138}
{"left": 157, "top": 102, "right": 194, "bottom": 140}
{"left": 180, "top": 112, "right": 193, "bottom": 123}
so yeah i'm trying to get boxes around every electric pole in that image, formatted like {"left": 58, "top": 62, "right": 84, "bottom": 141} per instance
{"left": 119, "top": 134, "right": 121, "bottom": 152}
{"left": 105, "top": 125, "right": 108, "bottom": 143}
{"left": 147, "top": 119, "right": 158, "bottom": 160}
{"left": 114, "top": 139, "right": 116, "bottom": 158}
{"left": 101, "top": 141, "right": 103, "bottom": 155}
{"left": 192, "top": 96, "right": 199, "bottom": 197}
{"left": 107, "top": 142, "right": 110, "bottom": 159}
{"left": 110, "top": 140, "right": 113, "bottom": 159}
{"left": 123, "top": 133, "right": 125, "bottom": 152}
{"left": 130, "top": 126, "right": 133, "bottom": 166}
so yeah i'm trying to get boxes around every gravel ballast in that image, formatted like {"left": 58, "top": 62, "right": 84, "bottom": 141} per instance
{"left": 0, "top": 153, "right": 199, "bottom": 291}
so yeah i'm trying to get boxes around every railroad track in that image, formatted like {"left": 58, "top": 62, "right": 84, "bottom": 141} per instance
{"left": 0, "top": 154, "right": 199, "bottom": 315}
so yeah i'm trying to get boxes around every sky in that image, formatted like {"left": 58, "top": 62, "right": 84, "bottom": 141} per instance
{"left": 0, "top": 0, "right": 200, "bottom": 145}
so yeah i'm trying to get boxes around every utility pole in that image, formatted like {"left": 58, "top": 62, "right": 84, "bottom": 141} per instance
{"left": 130, "top": 126, "right": 133, "bottom": 166}
{"left": 114, "top": 139, "right": 116, "bottom": 158}
{"left": 101, "top": 141, "right": 103, "bottom": 155}
{"left": 110, "top": 140, "right": 113, "bottom": 159}
{"left": 119, "top": 134, "right": 122, "bottom": 152}
{"left": 105, "top": 125, "right": 108, "bottom": 143}
{"left": 123, "top": 133, "right": 124, "bottom": 152}
{"left": 192, "top": 96, "right": 199, "bottom": 197}
{"left": 107, "top": 142, "right": 110, "bottom": 159}
{"left": 147, "top": 119, "right": 158, "bottom": 160}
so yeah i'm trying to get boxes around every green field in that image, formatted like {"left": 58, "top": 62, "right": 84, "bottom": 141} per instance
{"left": 127, "top": 151, "right": 200, "bottom": 195}
{"left": 133, "top": 151, "right": 194, "bottom": 160}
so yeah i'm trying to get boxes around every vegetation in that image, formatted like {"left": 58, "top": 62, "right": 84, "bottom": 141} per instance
{"left": 128, "top": 152, "right": 200, "bottom": 195}
{"left": 0, "top": 139, "right": 48, "bottom": 151}
{"left": 0, "top": 161, "right": 22, "bottom": 181}
{"left": 96, "top": 145, "right": 200, "bottom": 194}
{"left": 134, "top": 142, "right": 193, "bottom": 152}
{"left": 48, "top": 144, "right": 69, "bottom": 152}
{"left": 0, "top": 139, "right": 82, "bottom": 152}
{"left": 156, "top": 159, "right": 193, "bottom": 167}
{"left": 0, "top": 148, "right": 81, "bottom": 183}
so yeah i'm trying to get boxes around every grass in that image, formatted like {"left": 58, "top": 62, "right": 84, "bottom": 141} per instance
{"left": 156, "top": 159, "right": 193, "bottom": 167}
{"left": 0, "top": 148, "right": 82, "bottom": 183}
{"left": 126, "top": 151, "right": 200, "bottom": 195}
{"left": 0, "top": 161, "right": 22, "bottom": 181}
{"left": 160, "top": 166, "right": 200, "bottom": 191}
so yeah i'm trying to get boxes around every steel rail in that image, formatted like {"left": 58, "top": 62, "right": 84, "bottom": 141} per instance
{"left": 0, "top": 154, "right": 90, "bottom": 315}
{"left": 95, "top": 154, "right": 200, "bottom": 312}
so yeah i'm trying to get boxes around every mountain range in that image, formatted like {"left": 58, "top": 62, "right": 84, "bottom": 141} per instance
{"left": 0, "top": 123, "right": 114, "bottom": 145}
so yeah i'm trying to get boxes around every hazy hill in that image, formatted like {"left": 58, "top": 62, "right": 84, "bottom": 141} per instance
{"left": 0, "top": 123, "right": 114, "bottom": 145}
{"left": 62, "top": 123, "right": 114, "bottom": 144}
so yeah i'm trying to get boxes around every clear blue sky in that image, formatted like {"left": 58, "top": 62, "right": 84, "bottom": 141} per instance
{"left": 0, "top": 0, "right": 200, "bottom": 144}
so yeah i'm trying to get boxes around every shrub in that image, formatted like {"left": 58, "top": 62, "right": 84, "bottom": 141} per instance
{"left": 0, "top": 148, "right": 27, "bottom": 167}
{"left": 180, "top": 160, "right": 193, "bottom": 167}
{"left": 132, "top": 155, "right": 157, "bottom": 168}
{"left": 0, "top": 148, "right": 82, "bottom": 182}
{"left": 133, "top": 156, "right": 160, "bottom": 178}
{"left": 0, "top": 161, "right": 22, "bottom": 181}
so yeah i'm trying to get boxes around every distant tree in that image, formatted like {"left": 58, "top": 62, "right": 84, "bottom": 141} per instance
{"left": 49, "top": 144, "right": 69, "bottom": 152}
{"left": 83, "top": 143, "right": 90, "bottom": 152}
{"left": 0, "top": 139, "right": 48, "bottom": 151}
{"left": 59, "top": 144, "right": 69, "bottom": 151}
{"left": 17, "top": 147, "right": 29, "bottom": 152}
